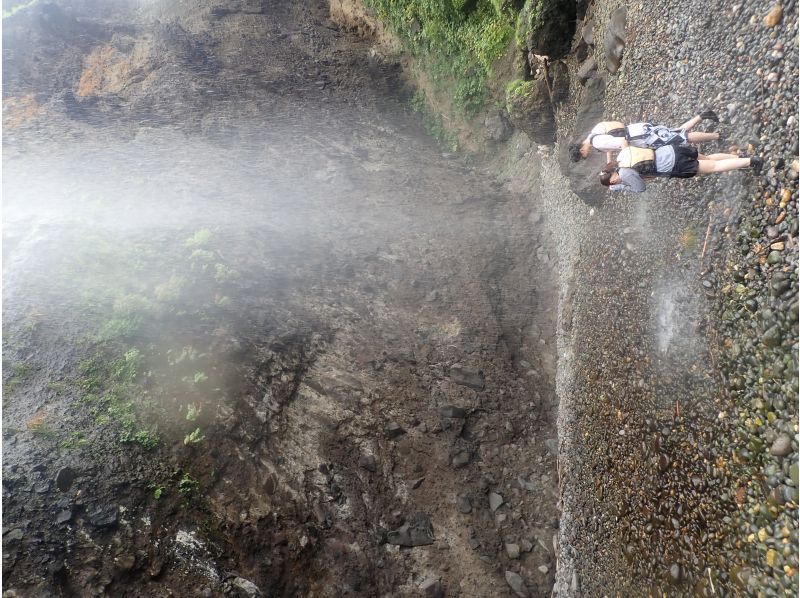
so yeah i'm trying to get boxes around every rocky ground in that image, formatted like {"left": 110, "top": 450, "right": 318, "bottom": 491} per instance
{"left": 2, "top": 1, "right": 562, "bottom": 597}
{"left": 537, "top": 0, "right": 798, "bottom": 595}
{"left": 2, "top": 0, "right": 798, "bottom": 596}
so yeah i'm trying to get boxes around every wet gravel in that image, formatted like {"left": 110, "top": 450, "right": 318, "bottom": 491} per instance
{"left": 530, "top": 0, "right": 798, "bottom": 594}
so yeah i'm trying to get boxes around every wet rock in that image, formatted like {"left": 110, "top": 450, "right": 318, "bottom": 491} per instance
{"left": 516, "top": 0, "right": 576, "bottom": 58}
{"left": 505, "top": 75, "right": 555, "bottom": 145}
{"left": 88, "top": 505, "right": 118, "bottom": 528}
{"left": 771, "top": 435, "right": 793, "bottom": 457}
{"left": 604, "top": 7, "right": 627, "bottom": 74}
{"left": 484, "top": 110, "right": 513, "bottom": 143}
{"left": 4, "top": 528, "right": 24, "bottom": 541}
{"left": 548, "top": 60, "right": 569, "bottom": 104}
{"left": 55, "top": 467, "right": 76, "bottom": 492}
{"left": 386, "top": 512, "right": 434, "bottom": 547}
{"left": 504, "top": 570, "right": 528, "bottom": 597}
{"left": 419, "top": 578, "right": 444, "bottom": 598}
{"left": 358, "top": 454, "right": 377, "bottom": 472}
{"left": 230, "top": 576, "right": 263, "bottom": 597}
{"left": 456, "top": 495, "right": 472, "bottom": 514}
{"left": 385, "top": 421, "right": 406, "bottom": 439}
{"left": 449, "top": 364, "right": 485, "bottom": 390}
{"left": 489, "top": 492, "right": 504, "bottom": 512}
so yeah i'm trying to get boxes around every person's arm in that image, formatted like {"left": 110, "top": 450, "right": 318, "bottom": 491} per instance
{"left": 609, "top": 168, "right": 647, "bottom": 193}
{"left": 605, "top": 151, "right": 613, "bottom": 163}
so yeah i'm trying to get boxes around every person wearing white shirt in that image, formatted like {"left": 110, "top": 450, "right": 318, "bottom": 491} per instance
{"left": 569, "top": 110, "right": 720, "bottom": 163}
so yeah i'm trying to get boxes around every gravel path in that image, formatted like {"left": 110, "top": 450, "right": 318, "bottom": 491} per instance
{"left": 529, "top": 0, "right": 799, "bottom": 594}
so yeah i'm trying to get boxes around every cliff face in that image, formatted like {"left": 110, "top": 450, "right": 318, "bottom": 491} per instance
{"left": 2, "top": 1, "right": 560, "bottom": 596}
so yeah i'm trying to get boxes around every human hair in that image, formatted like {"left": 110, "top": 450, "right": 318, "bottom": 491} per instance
{"left": 599, "top": 162, "right": 619, "bottom": 187}
{"left": 568, "top": 143, "right": 584, "bottom": 162}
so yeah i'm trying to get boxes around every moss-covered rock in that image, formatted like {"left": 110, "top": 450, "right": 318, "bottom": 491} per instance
{"left": 515, "top": 0, "right": 575, "bottom": 58}
{"left": 505, "top": 76, "right": 554, "bottom": 144}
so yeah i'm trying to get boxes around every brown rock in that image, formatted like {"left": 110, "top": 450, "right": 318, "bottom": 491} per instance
{"left": 764, "top": 4, "right": 783, "bottom": 27}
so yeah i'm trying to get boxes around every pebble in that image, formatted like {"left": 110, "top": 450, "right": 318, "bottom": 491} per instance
{"left": 489, "top": 492, "right": 504, "bottom": 512}
{"left": 771, "top": 435, "right": 793, "bottom": 457}
{"left": 504, "top": 571, "right": 528, "bottom": 598}
{"left": 763, "top": 4, "right": 783, "bottom": 27}
{"left": 505, "top": 543, "right": 520, "bottom": 559}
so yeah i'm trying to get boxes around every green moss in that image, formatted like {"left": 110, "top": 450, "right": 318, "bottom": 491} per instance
{"left": 366, "top": 0, "right": 515, "bottom": 114}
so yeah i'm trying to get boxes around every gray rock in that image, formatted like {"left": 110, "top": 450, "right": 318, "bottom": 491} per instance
{"left": 386, "top": 512, "right": 434, "bottom": 547}
{"left": 4, "top": 528, "right": 24, "bottom": 541}
{"left": 449, "top": 365, "right": 485, "bottom": 390}
{"left": 577, "top": 56, "right": 597, "bottom": 83}
{"left": 484, "top": 110, "right": 513, "bottom": 143}
{"left": 56, "top": 509, "right": 73, "bottom": 524}
{"left": 359, "top": 454, "right": 377, "bottom": 472}
{"left": 451, "top": 451, "right": 471, "bottom": 468}
{"left": 489, "top": 492, "right": 504, "bottom": 512}
{"left": 520, "top": 539, "right": 534, "bottom": 552}
{"left": 230, "top": 576, "right": 263, "bottom": 597}
{"left": 456, "top": 495, "right": 472, "bottom": 514}
{"left": 420, "top": 578, "right": 444, "bottom": 598}
{"left": 88, "top": 506, "right": 118, "bottom": 528}
{"left": 506, "top": 543, "right": 521, "bottom": 559}
{"left": 439, "top": 405, "right": 466, "bottom": 419}
{"left": 604, "top": 7, "right": 627, "bottom": 74}
{"left": 771, "top": 435, "right": 793, "bottom": 457}
{"left": 504, "top": 570, "right": 528, "bottom": 597}
{"left": 385, "top": 421, "right": 406, "bottom": 439}
{"left": 762, "top": 325, "right": 782, "bottom": 347}
{"left": 518, "top": 475, "right": 536, "bottom": 491}
{"left": 55, "top": 467, "right": 76, "bottom": 492}
{"left": 538, "top": 565, "right": 549, "bottom": 574}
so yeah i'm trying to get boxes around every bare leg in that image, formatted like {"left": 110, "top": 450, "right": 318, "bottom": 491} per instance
{"left": 702, "top": 152, "right": 739, "bottom": 160}
{"left": 687, "top": 131, "right": 719, "bottom": 143}
{"left": 679, "top": 115, "right": 702, "bottom": 131}
{"left": 697, "top": 157, "right": 751, "bottom": 174}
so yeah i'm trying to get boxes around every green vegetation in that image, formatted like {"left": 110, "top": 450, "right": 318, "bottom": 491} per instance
{"left": 4, "top": 361, "right": 34, "bottom": 394}
{"left": 2, "top": 0, "right": 38, "bottom": 19}
{"left": 78, "top": 348, "right": 160, "bottom": 449}
{"left": 178, "top": 472, "right": 199, "bottom": 496}
{"left": 366, "top": 0, "right": 515, "bottom": 115}
{"left": 183, "top": 427, "right": 205, "bottom": 445}
{"left": 409, "top": 91, "right": 459, "bottom": 150}
{"left": 185, "top": 403, "right": 201, "bottom": 421}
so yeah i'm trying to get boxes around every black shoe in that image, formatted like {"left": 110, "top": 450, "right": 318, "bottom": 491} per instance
{"left": 750, "top": 155, "right": 763, "bottom": 174}
{"left": 700, "top": 109, "right": 719, "bottom": 123}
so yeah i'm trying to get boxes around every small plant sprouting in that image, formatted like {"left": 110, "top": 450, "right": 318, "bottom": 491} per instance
{"left": 178, "top": 472, "right": 199, "bottom": 496}
{"left": 153, "top": 486, "right": 165, "bottom": 500}
{"left": 183, "top": 427, "right": 205, "bottom": 445}
{"left": 182, "top": 371, "right": 208, "bottom": 386}
{"left": 185, "top": 229, "right": 212, "bottom": 249}
{"left": 214, "top": 263, "right": 239, "bottom": 284}
{"left": 186, "top": 403, "right": 201, "bottom": 421}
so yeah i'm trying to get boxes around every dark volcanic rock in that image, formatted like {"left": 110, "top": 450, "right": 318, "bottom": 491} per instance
{"left": 55, "top": 467, "right": 76, "bottom": 492}
{"left": 505, "top": 76, "right": 555, "bottom": 145}
{"left": 516, "top": 0, "right": 576, "bottom": 59}
{"left": 386, "top": 512, "right": 434, "bottom": 547}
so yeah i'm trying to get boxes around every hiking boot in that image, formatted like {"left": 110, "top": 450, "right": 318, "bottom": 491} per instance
{"left": 699, "top": 109, "right": 719, "bottom": 123}
{"left": 750, "top": 155, "right": 764, "bottom": 174}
